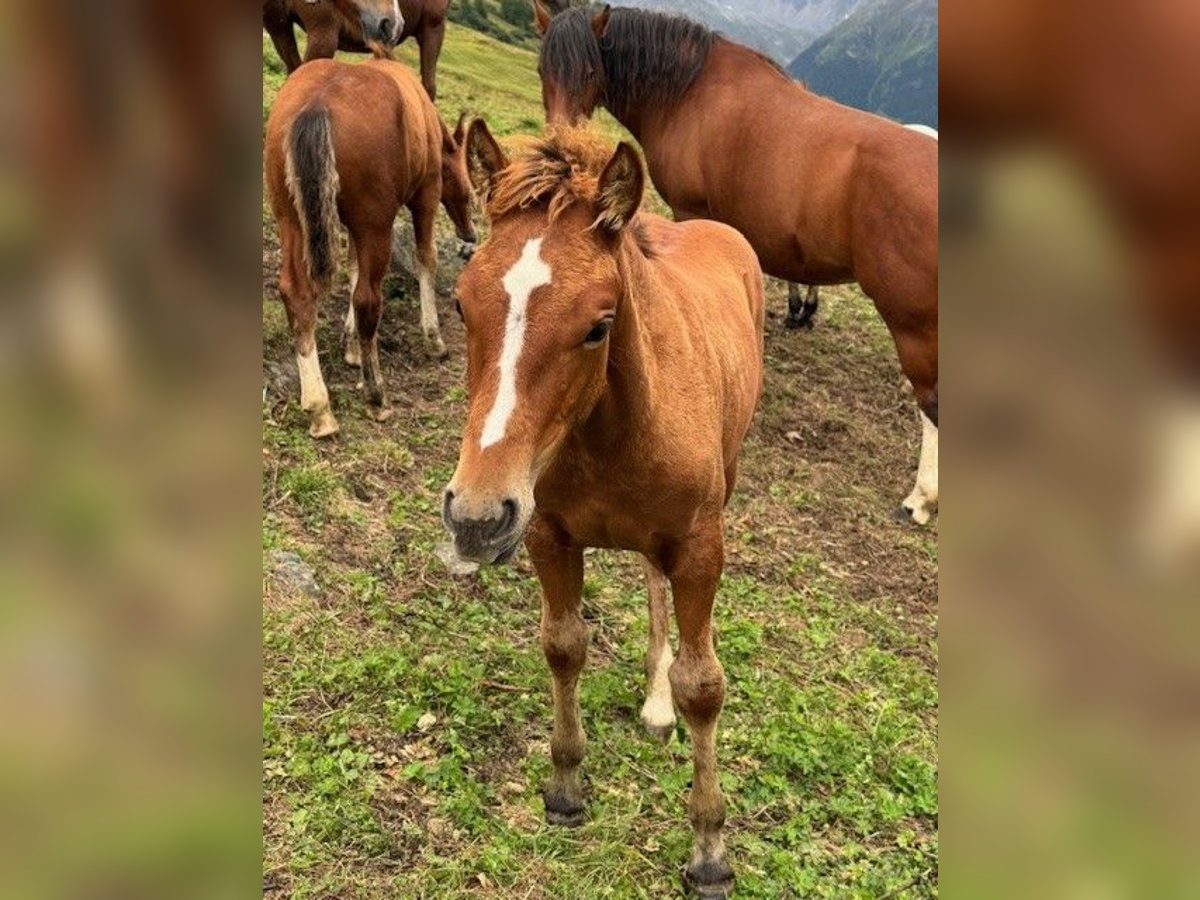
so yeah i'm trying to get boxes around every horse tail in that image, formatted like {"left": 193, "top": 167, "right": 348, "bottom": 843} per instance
{"left": 285, "top": 104, "right": 340, "bottom": 288}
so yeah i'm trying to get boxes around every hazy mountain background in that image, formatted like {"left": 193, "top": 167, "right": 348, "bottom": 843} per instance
{"left": 786, "top": 0, "right": 938, "bottom": 127}
{"left": 449, "top": 0, "right": 937, "bottom": 126}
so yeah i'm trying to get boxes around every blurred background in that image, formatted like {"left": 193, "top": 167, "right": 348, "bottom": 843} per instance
{"left": 0, "top": 0, "right": 1196, "bottom": 896}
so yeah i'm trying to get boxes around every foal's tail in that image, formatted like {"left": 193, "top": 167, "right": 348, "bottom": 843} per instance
{"left": 284, "top": 104, "right": 340, "bottom": 289}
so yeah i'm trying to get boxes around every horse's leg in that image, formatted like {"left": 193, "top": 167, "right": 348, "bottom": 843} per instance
{"left": 408, "top": 183, "right": 448, "bottom": 359}
{"left": 527, "top": 517, "right": 589, "bottom": 826}
{"left": 417, "top": 20, "right": 446, "bottom": 101}
{"left": 352, "top": 227, "right": 393, "bottom": 421}
{"left": 665, "top": 522, "right": 734, "bottom": 898}
{"left": 279, "top": 221, "right": 338, "bottom": 437}
{"left": 640, "top": 556, "right": 676, "bottom": 743}
{"left": 263, "top": 3, "right": 304, "bottom": 73}
{"left": 892, "top": 328, "right": 939, "bottom": 524}
{"left": 785, "top": 283, "right": 819, "bottom": 330}
{"left": 343, "top": 233, "right": 362, "bottom": 367}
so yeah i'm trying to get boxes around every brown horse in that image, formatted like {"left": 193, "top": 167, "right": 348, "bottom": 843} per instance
{"left": 263, "top": 0, "right": 450, "bottom": 100}
{"left": 535, "top": 3, "right": 940, "bottom": 525}
{"left": 442, "top": 123, "right": 763, "bottom": 897}
{"left": 265, "top": 58, "right": 477, "bottom": 437}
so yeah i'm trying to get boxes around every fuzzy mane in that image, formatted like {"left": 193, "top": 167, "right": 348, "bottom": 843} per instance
{"left": 540, "top": 6, "right": 716, "bottom": 119}
{"left": 487, "top": 127, "right": 625, "bottom": 223}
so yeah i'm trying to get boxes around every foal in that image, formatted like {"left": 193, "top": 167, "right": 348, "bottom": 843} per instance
{"left": 265, "top": 58, "right": 476, "bottom": 436}
{"left": 442, "top": 123, "right": 764, "bottom": 897}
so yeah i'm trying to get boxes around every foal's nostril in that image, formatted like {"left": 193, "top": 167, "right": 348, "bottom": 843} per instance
{"left": 498, "top": 498, "right": 519, "bottom": 535}
{"left": 379, "top": 18, "right": 392, "bottom": 40}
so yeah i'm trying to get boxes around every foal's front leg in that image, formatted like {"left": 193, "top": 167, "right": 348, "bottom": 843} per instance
{"left": 666, "top": 523, "right": 734, "bottom": 897}
{"left": 527, "top": 518, "right": 589, "bottom": 826}
{"left": 641, "top": 556, "right": 676, "bottom": 742}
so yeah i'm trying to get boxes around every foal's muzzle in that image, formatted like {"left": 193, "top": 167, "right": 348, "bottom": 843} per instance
{"left": 442, "top": 490, "right": 522, "bottom": 564}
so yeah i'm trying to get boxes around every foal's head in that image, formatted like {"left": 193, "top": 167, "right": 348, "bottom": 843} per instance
{"left": 440, "top": 113, "right": 478, "bottom": 246}
{"left": 442, "top": 122, "right": 645, "bottom": 564}
{"left": 330, "top": 0, "right": 405, "bottom": 48}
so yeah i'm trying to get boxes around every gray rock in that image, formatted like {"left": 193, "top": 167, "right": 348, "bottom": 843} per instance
{"left": 389, "top": 218, "right": 473, "bottom": 295}
{"left": 271, "top": 549, "right": 321, "bottom": 598}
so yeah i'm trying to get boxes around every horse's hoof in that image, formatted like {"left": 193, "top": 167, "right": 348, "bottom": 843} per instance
{"left": 344, "top": 350, "right": 362, "bottom": 367}
{"left": 308, "top": 410, "right": 340, "bottom": 439}
{"left": 543, "top": 790, "right": 586, "bottom": 828}
{"left": 894, "top": 504, "right": 932, "bottom": 526}
{"left": 683, "top": 859, "right": 735, "bottom": 898}
{"left": 370, "top": 405, "right": 394, "bottom": 423}
{"left": 642, "top": 718, "right": 675, "bottom": 745}
{"left": 784, "top": 315, "right": 804, "bottom": 330}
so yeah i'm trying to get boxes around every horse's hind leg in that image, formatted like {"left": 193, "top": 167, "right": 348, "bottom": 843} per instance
{"left": 902, "top": 404, "right": 939, "bottom": 525}
{"left": 343, "top": 234, "right": 362, "bottom": 367}
{"left": 417, "top": 20, "right": 446, "bottom": 101}
{"left": 640, "top": 556, "right": 676, "bottom": 743}
{"left": 279, "top": 221, "right": 338, "bottom": 437}
{"left": 785, "top": 283, "right": 819, "bottom": 329}
{"left": 666, "top": 522, "right": 735, "bottom": 898}
{"left": 527, "top": 518, "right": 589, "bottom": 827}
{"left": 409, "top": 184, "right": 448, "bottom": 359}
{"left": 352, "top": 228, "right": 394, "bottom": 421}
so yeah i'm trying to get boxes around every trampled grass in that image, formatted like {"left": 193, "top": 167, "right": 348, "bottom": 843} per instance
{"left": 263, "top": 22, "right": 937, "bottom": 899}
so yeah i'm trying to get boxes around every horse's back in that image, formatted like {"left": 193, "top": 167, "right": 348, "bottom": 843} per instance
{"left": 267, "top": 59, "right": 439, "bottom": 225}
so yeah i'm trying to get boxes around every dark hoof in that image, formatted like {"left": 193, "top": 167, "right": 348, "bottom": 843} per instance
{"left": 644, "top": 720, "right": 674, "bottom": 745}
{"left": 784, "top": 313, "right": 816, "bottom": 331}
{"left": 893, "top": 505, "right": 917, "bottom": 523}
{"left": 683, "top": 859, "right": 735, "bottom": 898}
{"left": 543, "top": 789, "right": 586, "bottom": 828}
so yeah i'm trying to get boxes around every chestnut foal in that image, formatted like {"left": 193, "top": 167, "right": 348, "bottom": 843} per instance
{"left": 265, "top": 58, "right": 476, "bottom": 436}
{"left": 442, "top": 124, "right": 764, "bottom": 897}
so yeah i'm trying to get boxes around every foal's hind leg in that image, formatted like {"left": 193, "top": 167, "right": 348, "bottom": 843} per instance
{"left": 279, "top": 222, "right": 338, "bottom": 437}
{"left": 785, "top": 283, "right": 819, "bottom": 330}
{"left": 665, "top": 523, "right": 734, "bottom": 898}
{"left": 641, "top": 556, "right": 676, "bottom": 743}
{"left": 351, "top": 228, "right": 394, "bottom": 421}
{"left": 527, "top": 518, "right": 589, "bottom": 827}
{"left": 343, "top": 234, "right": 362, "bottom": 367}
{"left": 409, "top": 184, "right": 448, "bottom": 360}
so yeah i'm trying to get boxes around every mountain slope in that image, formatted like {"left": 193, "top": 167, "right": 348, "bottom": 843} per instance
{"left": 787, "top": 0, "right": 937, "bottom": 126}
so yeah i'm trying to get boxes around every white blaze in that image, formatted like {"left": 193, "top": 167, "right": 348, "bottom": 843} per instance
{"left": 480, "top": 237, "right": 552, "bottom": 450}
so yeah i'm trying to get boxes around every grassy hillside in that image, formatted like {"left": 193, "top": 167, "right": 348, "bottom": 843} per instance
{"left": 263, "top": 21, "right": 938, "bottom": 900}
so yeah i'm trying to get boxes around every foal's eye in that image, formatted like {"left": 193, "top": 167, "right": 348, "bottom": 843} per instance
{"left": 582, "top": 318, "right": 613, "bottom": 348}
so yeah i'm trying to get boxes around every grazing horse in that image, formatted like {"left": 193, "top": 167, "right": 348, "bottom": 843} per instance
{"left": 786, "top": 125, "right": 938, "bottom": 330}
{"left": 263, "top": 0, "right": 450, "bottom": 100}
{"left": 442, "top": 123, "right": 764, "bottom": 897}
{"left": 264, "top": 58, "right": 477, "bottom": 437}
{"left": 535, "top": 3, "right": 940, "bottom": 525}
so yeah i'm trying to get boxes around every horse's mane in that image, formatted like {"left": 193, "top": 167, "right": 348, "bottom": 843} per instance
{"left": 487, "top": 127, "right": 620, "bottom": 222}
{"left": 541, "top": 6, "right": 717, "bottom": 118}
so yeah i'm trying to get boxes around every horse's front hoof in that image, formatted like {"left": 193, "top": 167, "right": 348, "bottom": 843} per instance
{"left": 644, "top": 720, "right": 674, "bottom": 745}
{"left": 543, "top": 789, "right": 586, "bottom": 828}
{"left": 895, "top": 502, "right": 932, "bottom": 526}
{"left": 369, "top": 405, "right": 394, "bottom": 423}
{"left": 683, "top": 859, "right": 735, "bottom": 898}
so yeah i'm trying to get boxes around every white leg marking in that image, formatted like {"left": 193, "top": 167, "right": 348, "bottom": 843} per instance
{"left": 296, "top": 343, "right": 329, "bottom": 412}
{"left": 344, "top": 260, "right": 362, "bottom": 367}
{"left": 480, "top": 237, "right": 553, "bottom": 450}
{"left": 902, "top": 412, "right": 939, "bottom": 524}
{"left": 1140, "top": 397, "right": 1200, "bottom": 566}
{"left": 641, "top": 641, "right": 676, "bottom": 730}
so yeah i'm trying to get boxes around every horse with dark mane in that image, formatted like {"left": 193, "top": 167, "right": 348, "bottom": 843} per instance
{"left": 263, "top": 0, "right": 450, "bottom": 100}
{"left": 535, "top": 3, "right": 940, "bottom": 525}
{"left": 442, "top": 122, "right": 763, "bottom": 897}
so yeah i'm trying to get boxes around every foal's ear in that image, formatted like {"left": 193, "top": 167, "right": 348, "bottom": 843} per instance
{"left": 466, "top": 118, "right": 508, "bottom": 201}
{"left": 594, "top": 141, "right": 644, "bottom": 233}
{"left": 454, "top": 110, "right": 469, "bottom": 145}
{"left": 591, "top": 5, "right": 612, "bottom": 38}
{"left": 532, "top": 0, "right": 552, "bottom": 37}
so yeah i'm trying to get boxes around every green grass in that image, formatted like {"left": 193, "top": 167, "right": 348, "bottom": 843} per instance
{"left": 263, "top": 22, "right": 937, "bottom": 899}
